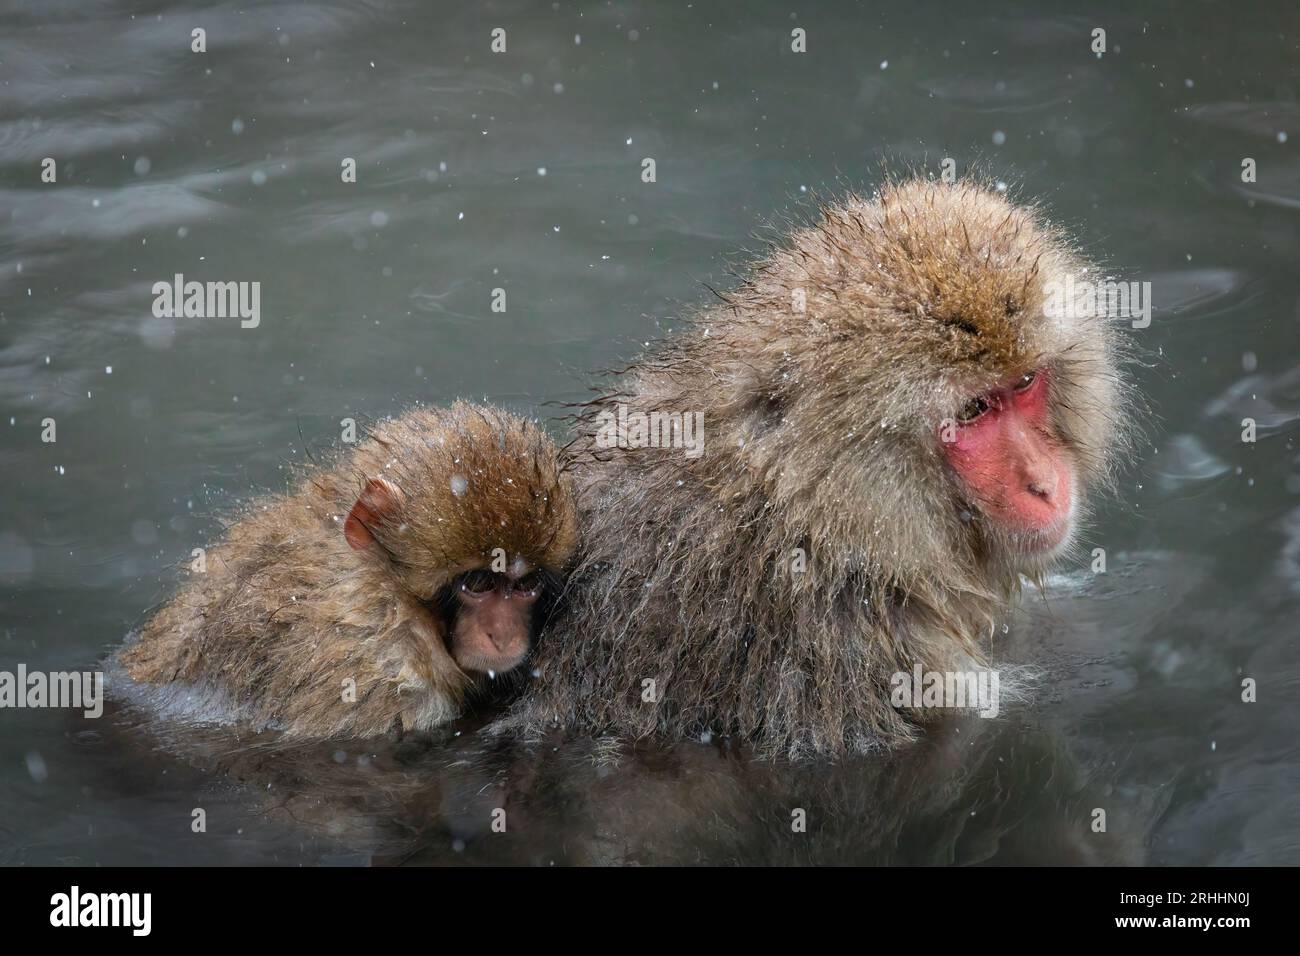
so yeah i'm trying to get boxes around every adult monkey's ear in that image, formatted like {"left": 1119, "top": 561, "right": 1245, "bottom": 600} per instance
{"left": 344, "top": 477, "right": 405, "bottom": 556}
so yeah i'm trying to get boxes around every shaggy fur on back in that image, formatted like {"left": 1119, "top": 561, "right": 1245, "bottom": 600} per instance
{"left": 117, "top": 403, "right": 577, "bottom": 737}
{"left": 500, "top": 177, "right": 1132, "bottom": 758}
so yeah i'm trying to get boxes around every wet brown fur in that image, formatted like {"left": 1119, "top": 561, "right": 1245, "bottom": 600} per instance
{"left": 117, "top": 402, "right": 578, "bottom": 738}
{"left": 502, "top": 176, "right": 1133, "bottom": 758}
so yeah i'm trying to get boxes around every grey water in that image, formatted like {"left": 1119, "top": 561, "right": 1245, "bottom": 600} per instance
{"left": 2, "top": 0, "right": 1298, "bottom": 865}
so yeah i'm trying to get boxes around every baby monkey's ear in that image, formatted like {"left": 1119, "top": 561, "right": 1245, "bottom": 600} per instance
{"left": 344, "top": 477, "right": 405, "bottom": 556}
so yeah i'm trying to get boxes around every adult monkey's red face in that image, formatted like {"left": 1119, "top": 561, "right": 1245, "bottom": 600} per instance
{"left": 942, "top": 367, "right": 1076, "bottom": 556}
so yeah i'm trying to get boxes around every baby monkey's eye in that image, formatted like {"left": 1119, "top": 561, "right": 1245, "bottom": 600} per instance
{"left": 956, "top": 396, "right": 991, "bottom": 423}
{"left": 512, "top": 572, "right": 543, "bottom": 597}
{"left": 1014, "top": 370, "right": 1037, "bottom": 392}
{"left": 460, "top": 569, "right": 497, "bottom": 594}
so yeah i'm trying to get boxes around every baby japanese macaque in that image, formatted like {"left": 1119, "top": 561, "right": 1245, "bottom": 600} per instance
{"left": 117, "top": 402, "right": 577, "bottom": 738}
{"left": 504, "top": 176, "right": 1133, "bottom": 758}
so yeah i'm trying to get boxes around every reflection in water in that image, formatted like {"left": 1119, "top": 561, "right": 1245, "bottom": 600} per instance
{"left": 103, "top": 707, "right": 1153, "bottom": 867}
{"left": 88, "top": 552, "right": 1200, "bottom": 866}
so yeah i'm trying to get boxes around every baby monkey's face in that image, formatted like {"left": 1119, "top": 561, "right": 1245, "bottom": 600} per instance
{"left": 445, "top": 568, "right": 546, "bottom": 675}
{"left": 341, "top": 473, "right": 565, "bottom": 679}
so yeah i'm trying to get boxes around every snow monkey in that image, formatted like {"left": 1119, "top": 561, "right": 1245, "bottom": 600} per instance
{"left": 504, "top": 176, "right": 1133, "bottom": 758}
{"left": 117, "top": 403, "right": 578, "bottom": 738}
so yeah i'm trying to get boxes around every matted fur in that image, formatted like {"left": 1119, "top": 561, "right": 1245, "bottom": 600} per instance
{"left": 117, "top": 402, "right": 577, "bottom": 738}
{"left": 501, "top": 176, "right": 1133, "bottom": 758}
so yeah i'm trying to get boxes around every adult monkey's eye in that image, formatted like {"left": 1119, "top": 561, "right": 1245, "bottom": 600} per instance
{"left": 512, "top": 572, "right": 543, "bottom": 597}
{"left": 1014, "top": 370, "right": 1037, "bottom": 392}
{"left": 460, "top": 569, "right": 497, "bottom": 594}
{"left": 956, "top": 396, "right": 990, "bottom": 423}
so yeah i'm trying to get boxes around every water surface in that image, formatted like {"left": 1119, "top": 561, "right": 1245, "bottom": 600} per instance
{"left": 2, "top": 0, "right": 1298, "bottom": 865}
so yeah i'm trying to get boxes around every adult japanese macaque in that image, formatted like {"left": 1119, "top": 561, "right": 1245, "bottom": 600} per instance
{"left": 505, "top": 176, "right": 1131, "bottom": 758}
{"left": 116, "top": 403, "right": 577, "bottom": 738}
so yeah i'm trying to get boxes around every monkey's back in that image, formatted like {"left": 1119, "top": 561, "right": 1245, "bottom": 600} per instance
{"left": 504, "top": 177, "right": 1117, "bottom": 758}
{"left": 116, "top": 481, "right": 435, "bottom": 735}
{"left": 116, "top": 402, "right": 578, "bottom": 739}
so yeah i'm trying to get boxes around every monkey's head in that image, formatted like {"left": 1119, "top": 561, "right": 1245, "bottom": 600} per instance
{"left": 719, "top": 177, "right": 1130, "bottom": 589}
{"left": 339, "top": 403, "right": 578, "bottom": 677}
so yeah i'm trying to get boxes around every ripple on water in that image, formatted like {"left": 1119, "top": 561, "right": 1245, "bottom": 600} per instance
{"left": 3, "top": 184, "right": 230, "bottom": 247}
{"left": 1276, "top": 507, "right": 1300, "bottom": 597}
{"left": 1181, "top": 100, "right": 1300, "bottom": 139}
{"left": 1145, "top": 268, "right": 1251, "bottom": 318}
{"left": 1151, "top": 433, "right": 1232, "bottom": 494}
{"left": 1204, "top": 363, "right": 1300, "bottom": 432}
